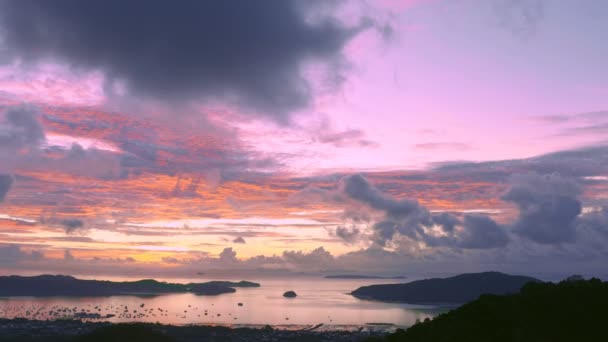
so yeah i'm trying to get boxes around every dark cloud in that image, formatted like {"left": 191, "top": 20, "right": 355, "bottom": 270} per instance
{"left": 341, "top": 174, "right": 508, "bottom": 250}
{"left": 0, "top": 0, "right": 371, "bottom": 120}
{"left": 503, "top": 173, "right": 582, "bottom": 244}
{"left": 342, "top": 174, "right": 424, "bottom": 219}
{"left": 233, "top": 236, "right": 246, "bottom": 244}
{"left": 0, "top": 244, "right": 44, "bottom": 264}
{"left": 0, "top": 174, "right": 12, "bottom": 202}
{"left": 432, "top": 212, "right": 460, "bottom": 233}
{"left": 370, "top": 220, "right": 398, "bottom": 246}
{"left": 432, "top": 146, "right": 608, "bottom": 182}
{"left": 0, "top": 105, "right": 45, "bottom": 150}
{"left": 331, "top": 225, "right": 361, "bottom": 244}
{"left": 61, "top": 219, "right": 85, "bottom": 234}
{"left": 576, "top": 207, "right": 608, "bottom": 239}
{"left": 418, "top": 213, "right": 509, "bottom": 250}
{"left": 457, "top": 214, "right": 509, "bottom": 249}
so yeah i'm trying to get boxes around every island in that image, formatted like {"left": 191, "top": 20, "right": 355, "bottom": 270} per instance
{"left": 351, "top": 271, "right": 539, "bottom": 304}
{"left": 325, "top": 275, "right": 406, "bottom": 279}
{"left": 190, "top": 283, "right": 236, "bottom": 296}
{"left": 0, "top": 275, "right": 260, "bottom": 297}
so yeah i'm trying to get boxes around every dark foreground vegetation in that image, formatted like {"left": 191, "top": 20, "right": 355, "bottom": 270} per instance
{"left": 0, "top": 319, "right": 386, "bottom": 341}
{"left": 352, "top": 272, "right": 539, "bottom": 303}
{"left": 0, "top": 275, "right": 259, "bottom": 296}
{"left": 369, "top": 277, "right": 608, "bottom": 342}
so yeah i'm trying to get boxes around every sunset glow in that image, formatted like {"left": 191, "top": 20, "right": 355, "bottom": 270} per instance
{"left": 1, "top": 0, "right": 607, "bottom": 280}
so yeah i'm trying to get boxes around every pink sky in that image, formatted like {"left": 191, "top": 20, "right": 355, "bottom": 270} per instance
{"left": 1, "top": 0, "right": 607, "bottom": 278}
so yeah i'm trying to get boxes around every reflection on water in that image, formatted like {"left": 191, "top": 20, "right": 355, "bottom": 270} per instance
{"left": 0, "top": 277, "right": 446, "bottom": 328}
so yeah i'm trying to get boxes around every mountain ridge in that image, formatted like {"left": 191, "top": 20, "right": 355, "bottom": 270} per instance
{"left": 0, "top": 274, "right": 260, "bottom": 297}
{"left": 351, "top": 271, "right": 539, "bottom": 304}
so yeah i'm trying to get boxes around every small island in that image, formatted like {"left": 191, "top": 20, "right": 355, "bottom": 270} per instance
{"left": 283, "top": 291, "right": 297, "bottom": 298}
{"left": 0, "top": 275, "right": 260, "bottom": 297}
{"left": 351, "top": 271, "right": 539, "bottom": 304}
{"left": 190, "top": 283, "right": 237, "bottom": 296}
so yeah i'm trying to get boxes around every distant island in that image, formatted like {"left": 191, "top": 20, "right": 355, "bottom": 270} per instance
{"left": 377, "top": 277, "right": 608, "bottom": 341}
{"left": 190, "top": 281, "right": 259, "bottom": 296}
{"left": 0, "top": 275, "right": 260, "bottom": 297}
{"left": 283, "top": 290, "right": 297, "bottom": 298}
{"left": 325, "top": 275, "right": 406, "bottom": 279}
{"left": 351, "top": 271, "right": 539, "bottom": 304}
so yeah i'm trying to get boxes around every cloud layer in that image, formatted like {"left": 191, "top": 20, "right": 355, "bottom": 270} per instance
{"left": 0, "top": 174, "right": 12, "bottom": 202}
{"left": 503, "top": 173, "right": 582, "bottom": 244}
{"left": 0, "top": 0, "right": 368, "bottom": 120}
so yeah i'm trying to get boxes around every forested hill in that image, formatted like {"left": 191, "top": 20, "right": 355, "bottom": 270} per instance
{"left": 0, "top": 275, "right": 259, "bottom": 296}
{"left": 352, "top": 272, "right": 539, "bottom": 303}
{"left": 370, "top": 277, "right": 608, "bottom": 342}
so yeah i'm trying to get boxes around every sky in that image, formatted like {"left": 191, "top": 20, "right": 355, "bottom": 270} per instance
{"left": 0, "top": 0, "right": 607, "bottom": 280}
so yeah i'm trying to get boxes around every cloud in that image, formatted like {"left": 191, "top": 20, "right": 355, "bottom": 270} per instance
{"left": 0, "top": 244, "right": 44, "bottom": 264}
{"left": 63, "top": 249, "right": 75, "bottom": 261}
{"left": 537, "top": 111, "right": 608, "bottom": 124}
{"left": 456, "top": 214, "right": 509, "bottom": 249}
{"left": 0, "top": 0, "right": 371, "bottom": 120}
{"left": 61, "top": 219, "right": 85, "bottom": 234}
{"left": 340, "top": 174, "right": 508, "bottom": 250}
{"left": 540, "top": 111, "right": 608, "bottom": 139}
{"left": 414, "top": 142, "right": 472, "bottom": 151}
{"left": 0, "top": 105, "right": 45, "bottom": 150}
{"left": 331, "top": 225, "right": 361, "bottom": 244}
{"left": 502, "top": 173, "right": 582, "bottom": 244}
{"left": 219, "top": 247, "right": 238, "bottom": 264}
{"left": 41, "top": 105, "right": 275, "bottom": 179}
{"left": 432, "top": 146, "right": 608, "bottom": 181}
{"left": 342, "top": 174, "right": 424, "bottom": 219}
{"left": 282, "top": 246, "right": 334, "bottom": 267}
{"left": 576, "top": 207, "right": 608, "bottom": 240}
{"left": 0, "top": 105, "right": 124, "bottom": 178}
{"left": 431, "top": 212, "right": 460, "bottom": 233}
{"left": 492, "top": 0, "right": 544, "bottom": 38}
{"left": 157, "top": 246, "right": 337, "bottom": 274}
{"left": 0, "top": 174, "right": 13, "bottom": 202}
{"left": 233, "top": 236, "right": 246, "bottom": 244}
{"left": 314, "top": 126, "right": 378, "bottom": 148}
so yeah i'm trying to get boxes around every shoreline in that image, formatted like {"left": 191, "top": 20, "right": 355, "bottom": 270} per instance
{"left": 0, "top": 318, "right": 391, "bottom": 341}
{"left": 0, "top": 317, "right": 404, "bottom": 332}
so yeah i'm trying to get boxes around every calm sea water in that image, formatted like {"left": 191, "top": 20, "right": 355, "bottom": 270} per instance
{"left": 0, "top": 276, "right": 446, "bottom": 329}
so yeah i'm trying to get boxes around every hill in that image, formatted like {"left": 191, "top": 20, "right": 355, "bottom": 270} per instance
{"left": 352, "top": 272, "right": 538, "bottom": 304}
{"left": 0, "top": 275, "right": 260, "bottom": 297}
{"left": 371, "top": 278, "right": 608, "bottom": 342}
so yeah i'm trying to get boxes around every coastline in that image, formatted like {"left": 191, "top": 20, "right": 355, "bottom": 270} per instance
{"left": 0, "top": 318, "right": 392, "bottom": 341}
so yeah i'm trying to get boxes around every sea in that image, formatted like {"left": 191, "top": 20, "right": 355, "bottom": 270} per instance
{"left": 0, "top": 275, "right": 449, "bottom": 330}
